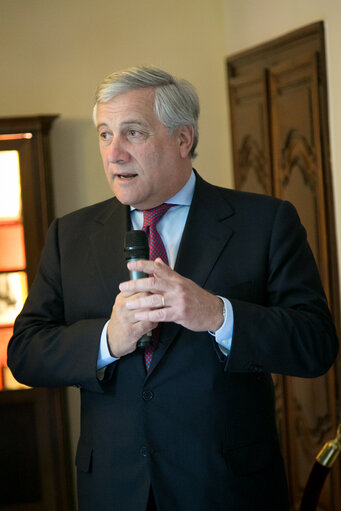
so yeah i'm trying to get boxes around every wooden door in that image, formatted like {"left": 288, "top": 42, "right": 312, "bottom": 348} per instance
{"left": 227, "top": 22, "right": 340, "bottom": 511}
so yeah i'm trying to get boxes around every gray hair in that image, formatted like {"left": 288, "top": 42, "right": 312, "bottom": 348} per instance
{"left": 93, "top": 66, "right": 200, "bottom": 158}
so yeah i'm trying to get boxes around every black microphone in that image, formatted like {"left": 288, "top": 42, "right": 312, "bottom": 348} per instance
{"left": 124, "top": 230, "right": 152, "bottom": 349}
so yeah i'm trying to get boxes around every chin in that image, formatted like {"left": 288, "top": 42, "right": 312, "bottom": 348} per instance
{"left": 114, "top": 192, "right": 142, "bottom": 208}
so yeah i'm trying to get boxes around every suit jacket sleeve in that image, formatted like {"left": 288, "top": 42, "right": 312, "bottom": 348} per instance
{"left": 225, "top": 199, "right": 338, "bottom": 377}
{"left": 7, "top": 217, "right": 110, "bottom": 392}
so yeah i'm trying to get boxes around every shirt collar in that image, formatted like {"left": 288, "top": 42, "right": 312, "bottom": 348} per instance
{"left": 130, "top": 170, "right": 196, "bottom": 211}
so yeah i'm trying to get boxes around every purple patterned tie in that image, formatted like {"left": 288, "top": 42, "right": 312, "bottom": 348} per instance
{"left": 141, "top": 203, "right": 173, "bottom": 370}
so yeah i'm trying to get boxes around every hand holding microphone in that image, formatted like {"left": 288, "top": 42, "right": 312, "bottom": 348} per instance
{"left": 124, "top": 230, "right": 153, "bottom": 349}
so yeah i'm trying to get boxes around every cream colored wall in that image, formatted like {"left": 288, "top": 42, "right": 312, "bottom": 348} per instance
{"left": 0, "top": 0, "right": 231, "bottom": 496}
{"left": 0, "top": 0, "right": 231, "bottom": 218}
{"left": 223, "top": 0, "right": 341, "bottom": 298}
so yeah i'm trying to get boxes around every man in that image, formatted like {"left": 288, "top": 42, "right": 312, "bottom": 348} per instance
{"left": 8, "top": 67, "right": 338, "bottom": 511}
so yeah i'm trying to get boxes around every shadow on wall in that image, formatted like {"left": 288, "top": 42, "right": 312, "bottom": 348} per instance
{"left": 51, "top": 117, "right": 112, "bottom": 218}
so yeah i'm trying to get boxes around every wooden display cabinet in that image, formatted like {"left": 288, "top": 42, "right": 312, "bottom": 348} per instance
{"left": 0, "top": 116, "right": 74, "bottom": 510}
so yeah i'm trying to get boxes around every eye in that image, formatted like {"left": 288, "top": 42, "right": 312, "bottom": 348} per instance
{"left": 128, "top": 129, "right": 139, "bottom": 137}
{"left": 99, "top": 130, "right": 112, "bottom": 142}
{"left": 126, "top": 128, "right": 148, "bottom": 143}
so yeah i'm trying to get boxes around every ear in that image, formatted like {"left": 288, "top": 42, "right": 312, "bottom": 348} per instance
{"left": 177, "top": 125, "right": 194, "bottom": 159}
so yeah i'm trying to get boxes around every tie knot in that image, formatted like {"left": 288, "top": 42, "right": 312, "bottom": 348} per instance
{"left": 142, "top": 203, "right": 174, "bottom": 229}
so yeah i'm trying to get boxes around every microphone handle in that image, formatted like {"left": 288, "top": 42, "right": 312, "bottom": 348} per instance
{"left": 128, "top": 263, "right": 153, "bottom": 350}
{"left": 137, "top": 332, "right": 153, "bottom": 350}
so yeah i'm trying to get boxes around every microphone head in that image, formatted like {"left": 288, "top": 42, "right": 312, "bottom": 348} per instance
{"left": 124, "top": 230, "right": 149, "bottom": 261}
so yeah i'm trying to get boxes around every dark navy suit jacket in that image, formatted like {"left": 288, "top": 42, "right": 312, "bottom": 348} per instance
{"left": 8, "top": 174, "right": 338, "bottom": 511}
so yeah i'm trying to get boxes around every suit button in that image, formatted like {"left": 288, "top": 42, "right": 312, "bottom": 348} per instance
{"left": 140, "top": 446, "right": 148, "bottom": 457}
{"left": 142, "top": 390, "right": 154, "bottom": 401}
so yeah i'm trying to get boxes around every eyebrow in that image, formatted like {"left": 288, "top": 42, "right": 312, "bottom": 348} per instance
{"left": 96, "top": 120, "right": 148, "bottom": 131}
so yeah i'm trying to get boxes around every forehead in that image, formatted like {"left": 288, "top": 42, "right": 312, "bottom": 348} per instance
{"left": 96, "top": 88, "right": 158, "bottom": 128}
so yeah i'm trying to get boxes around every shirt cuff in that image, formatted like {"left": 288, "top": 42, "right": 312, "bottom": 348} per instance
{"left": 97, "top": 320, "right": 120, "bottom": 370}
{"left": 209, "top": 296, "right": 234, "bottom": 356}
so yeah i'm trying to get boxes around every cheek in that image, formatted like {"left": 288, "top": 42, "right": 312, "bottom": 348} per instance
{"left": 138, "top": 148, "right": 165, "bottom": 173}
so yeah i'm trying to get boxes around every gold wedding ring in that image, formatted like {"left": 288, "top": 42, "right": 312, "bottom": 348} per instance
{"left": 161, "top": 295, "right": 165, "bottom": 307}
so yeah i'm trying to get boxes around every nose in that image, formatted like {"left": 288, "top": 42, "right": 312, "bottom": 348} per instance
{"left": 108, "top": 136, "right": 130, "bottom": 164}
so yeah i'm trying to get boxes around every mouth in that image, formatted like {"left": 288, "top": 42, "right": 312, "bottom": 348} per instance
{"left": 114, "top": 172, "right": 138, "bottom": 181}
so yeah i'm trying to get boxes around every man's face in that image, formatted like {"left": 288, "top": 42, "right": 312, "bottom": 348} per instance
{"left": 96, "top": 88, "right": 193, "bottom": 210}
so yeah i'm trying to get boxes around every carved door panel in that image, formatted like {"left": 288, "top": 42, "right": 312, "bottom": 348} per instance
{"left": 228, "top": 70, "right": 290, "bottom": 469}
{"left": 227, "top": 22, "right": 340, "bottom": 511}
{"left": 269, "top": 55, "right": 329, "bottom": 287}
{"left": 229, "top": 72, "right": 272, "bottom": 195}
{"left": 269, "top": 53, "right": 340, "bottom": 511}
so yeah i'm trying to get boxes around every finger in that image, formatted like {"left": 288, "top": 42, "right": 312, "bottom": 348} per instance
{"left": 127, "top": 258, "right": 170, "bottom": 276}
{"left": 119, "top": 275, "right": 165, "bottom": 294}
{"left": 114, "top": 291, "right": 152, "bottom": 323}
{"left": 132, "top": 319, "right": 158, "bottom": 335}
{"left": 119, "top": 289, "right": 149, "bottom": 299}
{"left": 134, "top": 308, "right": 171, "bottom": 323}
{"left": 124, "top": 290, "right": 151, "bottom": 299}
{"left": 120, "top": 260, "right": 176, "bottom": 294}
{"left": 126, "top": 293, "right": 165, "bottom": 311}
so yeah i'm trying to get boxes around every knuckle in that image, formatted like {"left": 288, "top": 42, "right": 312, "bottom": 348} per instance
{"left": 134, "top": 260, "right": 143, "bottom": 270}
{"left": 149, "top": 276, "right": 157, "bottom": 289}
{"left": 155, "top": 308, "right": 166, "bottom": 321}
{"left": 177, "top": 294, "right": 186, "bottom": 310}
{"left": 150, "top": 294, "right": 159, "bottom": 306}
{"left": 174, "top": 281, "right": 184, "bottom": 295}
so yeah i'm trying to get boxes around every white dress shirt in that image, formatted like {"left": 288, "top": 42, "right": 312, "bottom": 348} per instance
{"left": 97, "top": 171, "right": 233, "bottom": 369}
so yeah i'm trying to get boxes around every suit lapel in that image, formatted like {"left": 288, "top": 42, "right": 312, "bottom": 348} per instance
{"left": 148, "top": 174, "right": 235, "bottom": 376}
{"left": 89, "top": 199, "right": 130, "bottom": 303}
{"left": 174, "top": 174, "right": 234, "bottom": 285}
